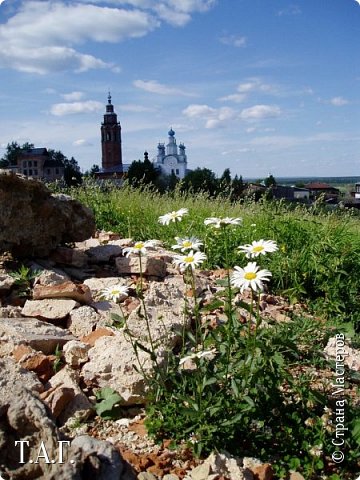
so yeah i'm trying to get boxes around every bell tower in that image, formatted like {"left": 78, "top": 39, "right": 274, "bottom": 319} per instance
{"left": 101, "top": 92, "right": 122, "bottom": 172}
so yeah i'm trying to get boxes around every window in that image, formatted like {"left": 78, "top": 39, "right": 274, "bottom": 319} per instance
{"left": 106, "top": 132, "right": 111, "bottom": 141}
{"left": 47, "top": 169, "right": 51, "bottom": 175}
{"left": 28, "top": 161, "right": 32, "bottom": 167}
{"left": 29, "top": 169, "right": 33, "bottom": 176}
{"left": 34, "top": 161, "right": 37, "bottom": 167}
{"left": 176, "top": 169, "right": 179, "bottom": 175}
{"left": 55, "top": 168, "right": 59, "bottom": 174}
{"left": 34, "top": 169, "right": 38, "bottom": 176}
{"left": 171, "top": 169, "right": 174, "bottom": 174}
{"left": 23, "top": 169, "right": 27, "bottom": 175}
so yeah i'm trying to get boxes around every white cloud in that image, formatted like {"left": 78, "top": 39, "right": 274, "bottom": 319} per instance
{"left": 330, "top": 96, "right": 349, "bottom": 106}
{"left": 50, "top": 100, "right": 103, "bottom": 116}
{"left": 0, "top": 1, "right": 158, "bottom": 73}
{"left": 220, "top": 34, "right": 247, "bottom": 48}
{"left": 240, "top": 105, "right": 282, "bottom": 120}
{"left": 73, "top": 138, "right": 93, "bottom": 147}
{"left": 182, "top": 103, "right": 236, "bottom": 128}
{"left": 62, "top": 91, "right": 85, "bottom": 102}
{"left": 133, "top": 79, "right": 196, "bottom": 96}
{"left": 219, "top": 93, "right": 247, "bottom": 103}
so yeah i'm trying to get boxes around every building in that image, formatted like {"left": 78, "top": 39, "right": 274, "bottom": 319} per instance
{"left": 97, "top": 93, "right": 124, "bottom": 179}
{"left": 272, "top": 185, "right": 310, "bottom": 201}
{"left": 153, "top": 128, "right": 188, "bottom": 179}
{"left": 15, "top": 147, "right": 64, "bottom": 181}
{"left": 304, "top": 182, "right": 340, "bottom": 200}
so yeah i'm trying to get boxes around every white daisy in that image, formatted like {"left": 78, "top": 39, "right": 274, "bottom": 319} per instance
{"left": 179, "top": 348, "right": 217, "bottom": 366}
{"left": 238, "top": 239, "right": 278, "bottom": 258}
{"left": 309, "top": 444, "right": 323, "bottom": 457}
{"left": 101, "top": 285, "right": 129, "bottom": 303}
{"left": 173, "top": 250, "right": 207, "bottom": 271}
{"left": 230, "top": 262, "right": 272, "bottom": 293}
{"left": 122, "top": 240, "right": 157, "bottom": 257}
{"left": 158, "top": 208, "right": 188, "bottom": 225}
{"left": 172, "top": 236, "right": 203, "bottom": 252}
{"left": 204, "top": 217, "right": 242, "bottom": 228}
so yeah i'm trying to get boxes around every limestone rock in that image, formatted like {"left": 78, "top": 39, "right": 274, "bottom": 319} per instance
{"left": 116, "top": 256, "right": 167, "bottom": 278}
{"left": 33, "top": 281, "right": 93, "bottom": 304}
{"left": 81, "top": 327, "right": 115, "bottom": 346}
{"left": 0, "top": 273, "right": 15, "bottom": 292}
{"left": 0, "top": 357, "right": 43, "bottom": 398}
{"left": 86, "top": 244, "right": 123, "bottom": 263}
{"left": 50, "top": 247, "right": 89, "bottom": 268}
{"left": 188, "top": 452, "right": 253, "bottom": 480}
{"left": 34, "top": 267, "right": 70, "bottom": 286}
{"left": 22, "top": 298, "right": 79, "bottom": 321}
{"left": 67, "top": 305, "right": 101, "bottom": 337}
{"left": 0, "top": 171, "right": 95, "bottom": 257}
{"left": 324, "top": 336, "right": 360, "bottom": 371}
{"left": 44, "top": 366, "right": 93, "bottom": 425}
{"left": 0, "top": 317, "right": 75, "bottom": 356}
{"left": 63, "top": 340, "right": 90, "bottom": 367}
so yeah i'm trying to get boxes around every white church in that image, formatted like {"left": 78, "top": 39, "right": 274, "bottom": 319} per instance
{"left": 153, "top": 128, "right": 188, "bottom": 179}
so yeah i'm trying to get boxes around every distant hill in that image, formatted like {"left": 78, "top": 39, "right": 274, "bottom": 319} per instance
{"left": 245, "top": 176, "right": 360, "bottom": 186}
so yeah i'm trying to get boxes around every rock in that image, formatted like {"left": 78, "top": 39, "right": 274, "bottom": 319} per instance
{"left": 0, "top": 357, "right": 43, "bottom": 397}
{"left": 63, "top": 340, "right": 90, "bottom": 367}
{"left": 137, "top": 473, "right": 157, "bottom": 480}
{"left": 22, "top": 298, "right": 79, "bottom": 321}
{"left": 251, "top": 463, "right": 273, "bottom": 480}
{"left": 163, "top": 475, "right": 180, "bottom": 480}
{"left": 116, "top": 256, "right": 167, "bottom": 278}
{"left": 87, "top": 244, "right": 123, "bottom": 263}
{"left": 12, "top": 345, "right": 54, "bottom": 382}
{"left": 191, "top": 452, "right": 253, "bottom": 480}
{"left": 289, "top": 473, "right": 305, "bottom": 480}
{"left": 67, "top": 305, "right": 101, "bottom": 337}
{"left": 0, "top": 305, "right": 22, "bottom": 317}
{"left": 82, "top": 276, "right": 189, "bottom": 404}
{"left": 34, "top": 267, "right": 70, "bottom": 286}
{"left": 0, "top": 317, "right": 76, "bottom": 356}
{"left": 33, "top": 281, "right": 93, "bottom": 304}
{"left": 0, "top": 171, "right": 95, "bottom": 257}
{"left": 81, "top": 327, "right": 115, "bottom": 346}
{"left": 43, "top": 366, "right": 93, "bottom": 425}
{"left": 0, "top": 376, "right": 62, "bottom": 479}
{"left": 189, "top": 462, "right": 211, "bottom": 480}
{"left": 50, "top": 246, "right": 89, "bottom": 268}
{"left": 324, "top": 336, "right": 360, "bottom": 371}
{"left": 0, "top": 273, "right": 15, "bottom": 292}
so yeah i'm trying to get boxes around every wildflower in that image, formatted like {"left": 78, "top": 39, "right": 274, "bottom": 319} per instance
{"left": 158, "top": 208, "right": 188, "bottom": 225}
{"left": 173, "top": 250, "right": 207, "bottom": 271}
{"left": 309, "top": 444, "right": 323, "bottom": 457}
{"left": 101, "top": 285, "right": 129, "bottom": 303}
{"left": 172, "top": 236, "right": 203, "bottom": 252}
{"left": 230, "top": 262, "right": 271, "bottom": 293}
{"left": 204, "top": 216, "right": 242, "bottom": 228}
{"left": 179, "top": 348, "right": 217, "bottom": 366}
{"left": 122, "top": 240, "right": 157, "bottom": 257}
{"left": 305, "top": 417, "right": 316, "bottom": 427}
{"left": 238, "top": 239, "right": 278, "bottom": 258}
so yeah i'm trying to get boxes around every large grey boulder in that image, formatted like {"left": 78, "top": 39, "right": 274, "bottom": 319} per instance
{"left": 0, "top": 171, "right": 95, "bottom": 257}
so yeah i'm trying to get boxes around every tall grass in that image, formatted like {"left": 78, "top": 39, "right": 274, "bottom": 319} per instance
{"left": 52, "top": 179, "right": 360, "bottom": 328}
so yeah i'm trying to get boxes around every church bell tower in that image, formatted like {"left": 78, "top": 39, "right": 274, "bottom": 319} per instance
{"left": 101, "top": 93, "right": 122, "bottom": 172}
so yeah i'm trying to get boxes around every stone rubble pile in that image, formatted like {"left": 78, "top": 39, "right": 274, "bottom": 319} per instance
{"left": 1, "top": 228, "right": 356, "bottom": 480}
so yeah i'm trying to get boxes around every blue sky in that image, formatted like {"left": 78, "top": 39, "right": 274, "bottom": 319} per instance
{"left": 0, "top": 0, "right": 359, "bottom": 178}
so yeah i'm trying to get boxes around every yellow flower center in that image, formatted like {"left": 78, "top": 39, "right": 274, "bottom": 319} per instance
{"left": 252, "top": 245, "right": 264, "bottom": 253}
{"left": 244, "top": 272, "right": 257, "bottom": 280}
{"left": 183, "top": 241, "right": 192, "bottom": 247}
{"left": 134, "top": 242, "right": 144, "bottom": 249}
{"left": 185, "top": 256, "right": 194, "bottom": 263}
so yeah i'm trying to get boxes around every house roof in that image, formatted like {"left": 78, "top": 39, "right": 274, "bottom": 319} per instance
{"left": 304, "top": 182, "right": 336, "bottom": 189}
{"left": 21, "top": 148, "right": 48, "bottom": 156}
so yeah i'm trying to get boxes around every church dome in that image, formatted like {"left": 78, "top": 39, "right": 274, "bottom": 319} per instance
{"left": 168, "top": 128, "right": 175, "bottom": 137}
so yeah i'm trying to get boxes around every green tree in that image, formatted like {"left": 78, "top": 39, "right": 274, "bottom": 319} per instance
{"left": 47, "top": 149, "right": 82, "bottom": 186}
{"left": 231, "top": 174, "right": 245, "bottom": 200}
{"left": 0, "top": 141, "right": 34, "bottom": 168}
{"left": 182, "top": 168, "right": 218, "bottom": 196}
{"left": 127, "top": 158, "right": 159, "bottom": 187}
{"left": 264, "top": 174, "right": 277, "bottom": 188}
